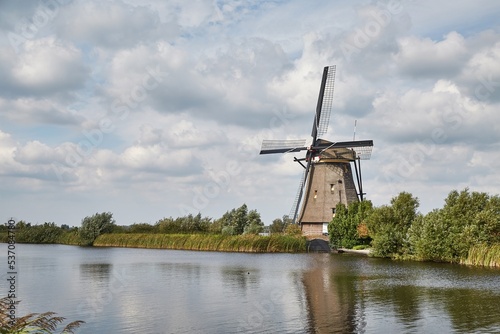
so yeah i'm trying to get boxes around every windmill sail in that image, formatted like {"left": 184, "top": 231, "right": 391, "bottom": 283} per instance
{"left": 289, "top": 167, "right": 307, "bottom": 220}
{"left": 260, "top": 139, "right": 307, "bottom": 154}
{"left": 352, "top": 145, "right": 373, "bottom": 160}
{"left": 291, "top": 154, "right": 313, "bottom": 224}
{"left": 312, "top": 65, "right": 336, "bottom": 142}
{"left": 315, "top": 140, "right": 374, "bottom": 160}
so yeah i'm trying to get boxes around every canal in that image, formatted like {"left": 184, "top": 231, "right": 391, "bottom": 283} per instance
{"left": 2, "top": 244, "right": 499, "bottom": 333}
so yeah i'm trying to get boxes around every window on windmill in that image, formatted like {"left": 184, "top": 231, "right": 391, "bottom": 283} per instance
{"left": 314, "top": 190, "right": 318, "bottom": 199}
{"left": 338, "top": 179, "right": 343, "bottom": 184}
{"left": 332, "top": 208, "right": 336, "bottom": 218}
{"left": 330, "top": 184, "right": 335, "bottom": 193}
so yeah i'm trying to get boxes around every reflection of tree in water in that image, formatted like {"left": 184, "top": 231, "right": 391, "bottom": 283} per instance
{"left": 368, "top": 285, "right": 500, "bottom": 332}
{"left": 156, "top": 262, "right": 202, "bottom": 283}
{"left": 299, "top": 254, "right": 500, "bottom": 333}
{"left": 433, "top": 288, "right": 500, "bottom": 333}
{"left": 368, "top": 284, "right": 422, "bottom": 326}
{"left": 79, "top": 263, "right": 112, "bottom": 282}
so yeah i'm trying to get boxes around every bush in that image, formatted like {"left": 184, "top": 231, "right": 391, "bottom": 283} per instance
{"left": 156, "top": 214, "right": 212, "bottom": 234}
{"left": 243, "top": 222, "right": 264, "bottom": 235}
{"left": 128, "top": 223, "right": 158, "bottom": 234}
{"left": 14, "top": 222, "right": 63, "bottom": 244}
{"left": 78, "top": 212, "right": 116, "bottom": 246}
{"left": 269, "top": 215, "right": 292, "bottom": 234}
{"left": 284, "top": 224, "right": 302, "bottom": 236}
{"left": 216, "top": 204, "right": 264, "bottom": 235}
{"left": 367, "top": 192, "right": 419, "bottom": 257}
{"left": 407, "top": 189, "right": 500, "bottom": 263}
{"left": 221, "top": 226, "right": 237, "bottom": 236}
{"left": 328, "top": 201, "right": 373, "bottom": 249}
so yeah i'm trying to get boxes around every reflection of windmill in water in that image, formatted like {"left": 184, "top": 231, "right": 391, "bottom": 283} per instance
{"left": 260, "top": 66, "right": 373, "bottom": 236}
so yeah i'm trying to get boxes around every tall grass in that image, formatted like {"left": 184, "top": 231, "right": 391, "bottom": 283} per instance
{"left": 461, "top": 244, "right": 500, "bottom": 267}
{"left": 57, "top": 231, "right": 81, "bottom": 245}
{"left": 93, "top": 233, "right": 307, "bottom": 253}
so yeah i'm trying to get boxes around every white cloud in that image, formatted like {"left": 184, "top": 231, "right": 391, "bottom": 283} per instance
{"left": 14, "top": 140, "right": 57, "bottom": 164}
{"left": 10, "top": 37, "right": 89, "bottom": 95}
{"left": 0, "top": 97, "right": 84, "bottom": 125}
{"left": 395, "top": 31, "right": 469, "bottom": 78}
{"left": 57, "top": 1, "right": 175, "bottom": 49}
{"left": 459, "top": 40, "right": 500, "bottom": 102}
{"left": 0, "top": 0, "right": 499, "bottom": 225}
{"left": 0, "top": 130, "right": 18, "bottom": 172}
{"left": 171, "top": 0, "right": 223, "bottom": 27}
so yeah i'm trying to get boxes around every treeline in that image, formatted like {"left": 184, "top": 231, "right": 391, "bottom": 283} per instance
{"left": 0, "top": 204, "right": 299, "bottom": 248}
{"left": 329, "top": 188, "right": 500, "bottom": 266}
{"left": 0, "top": 221, "right": 80, "bottom": 245}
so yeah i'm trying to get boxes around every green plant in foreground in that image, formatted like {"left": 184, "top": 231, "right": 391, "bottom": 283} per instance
{"left": 462, "top": 244, "right": 500, "bottom": 267}
{"left": 0, "top": 297, "right": 84, "bottom": 333}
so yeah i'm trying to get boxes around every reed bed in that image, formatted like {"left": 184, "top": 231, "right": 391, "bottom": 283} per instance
{"left": 93, "top": 233, "right": 307, "bottom": 253}
{"left": 57, "top": 231, "right": 81, "bottom": 245}
{"left": 461, "top": 244, "right": 500, "bottom": 267}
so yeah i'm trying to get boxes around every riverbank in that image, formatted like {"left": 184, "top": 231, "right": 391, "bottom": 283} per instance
{"left": 0, "top": 232, "right": 307, "bottom": 252}
{"left": 93, "top": 233, "right": 308, "bottom": 253}
{"left": 2, "top": 231, "right": 498, "bottom": 266}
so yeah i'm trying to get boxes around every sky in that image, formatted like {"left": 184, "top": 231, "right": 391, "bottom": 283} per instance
{"left": 0, "top": 0, "right": 499, "bottom": 227}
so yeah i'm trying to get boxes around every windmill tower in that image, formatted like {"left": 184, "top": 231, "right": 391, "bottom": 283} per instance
{"left": 260, "top": 66, "right": 373, "bottom": 236}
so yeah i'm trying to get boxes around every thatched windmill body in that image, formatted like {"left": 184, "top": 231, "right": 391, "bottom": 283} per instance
{"left": 260, "top": 66, "right": 373, "bottom": 236}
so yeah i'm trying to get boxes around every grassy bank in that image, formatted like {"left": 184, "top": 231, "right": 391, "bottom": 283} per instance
{"left": 94, "top": 233, "right": 307, "bottom": 253}
{"left": 461, "top": 244, "right": 500, "bottom": 268}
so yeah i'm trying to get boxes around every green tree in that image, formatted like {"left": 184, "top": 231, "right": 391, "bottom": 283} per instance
{"left": 284, "top": 224, "right": 302, "bottom": 236}
{"left": 78, "top": 212, "right": 116, "bottom": 246}
{"left": 217, "top": 208, "right": 237, "bottom": 235}
{"left": 156, "top": 217, "right": 180, "bottom": 233}
{"left": 367, "top": 192, "right": 419, "bottom": 257}
{"left": 221, "top": 225, "right": 237, "bottom": 235}
{"left": 234, "top": 204, "right": 249, "bottom": 234}
{"left": 217, "top": 204, "right": 259, "bottom": 235}
{"left": 128, "top": 223, "right": 157, "bottom": 234}
{"left": 270, "top": 215, "right": 292, "bottom": 234}
{"left": 15, "top": 222, "right": 63, "bottom": 244}
{"left": 178, "top": 213, "right": 212, "bottom": 233}
{"left": 243, "top": 210, "right": 264, "bottom": 234}
{"left": 15, "top": 221, "right": 30, "bottom": 229}
{"left": 408, "top": 209, "right": 449, "bottom": 261}
{"left": 408, "top": 189, "right": 500, "bottom": 262}
{"left": 208, "top": 218, "right": 223, "bottom": 234}
{"left": 328, "top": 200, "right": 373, "bottom": 249}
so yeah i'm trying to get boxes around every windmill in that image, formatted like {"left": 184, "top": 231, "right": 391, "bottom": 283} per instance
{"left": 259, "top": 66, "right": 373, "bottom": 236}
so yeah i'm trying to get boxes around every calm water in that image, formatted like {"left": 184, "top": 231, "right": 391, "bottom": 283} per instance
{"left": 1, "top": 244, "right": 499, "bottom": 333}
